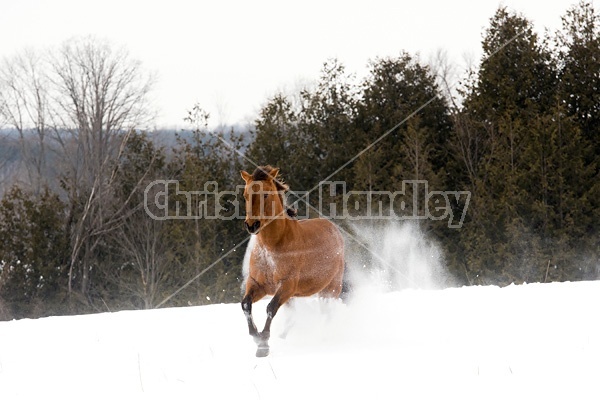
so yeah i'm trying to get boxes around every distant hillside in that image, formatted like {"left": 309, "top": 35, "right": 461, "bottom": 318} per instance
{"left": 0, "top": 124, "right": 253, "bottom": 195}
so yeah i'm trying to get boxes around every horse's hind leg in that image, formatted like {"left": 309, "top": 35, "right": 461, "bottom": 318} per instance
{"left": 279, "top": 298, "right": 296, "bottom": 339}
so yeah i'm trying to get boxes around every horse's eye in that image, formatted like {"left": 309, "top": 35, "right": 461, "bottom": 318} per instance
{"left": 263, "top": 193, "right": 269, "bottom": 199}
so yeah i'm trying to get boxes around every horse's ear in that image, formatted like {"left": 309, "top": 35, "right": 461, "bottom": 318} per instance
{"left": 240, "top": 170, "right": 252, "bottom": 183}
{"left": 268, "top": 168, "right": 280, "bottom": 180}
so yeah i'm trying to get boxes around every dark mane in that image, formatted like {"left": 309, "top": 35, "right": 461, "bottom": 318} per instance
{"left": 250, "top": 166, "right": 270, "bottom": 181}
{"left": 252, "top": 165, "right": 297, "bottom": 218}
{"left": 251, "top": 166, "right": 288, "bottom": 191}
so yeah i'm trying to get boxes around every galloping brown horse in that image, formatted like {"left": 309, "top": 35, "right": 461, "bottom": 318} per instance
{"left": 240, "top": 166, "right": 345, "bottom": 357}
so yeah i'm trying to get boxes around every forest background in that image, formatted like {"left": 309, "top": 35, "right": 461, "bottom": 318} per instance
{"left": 0, "top": 3, "right": 597, "bottom": 319}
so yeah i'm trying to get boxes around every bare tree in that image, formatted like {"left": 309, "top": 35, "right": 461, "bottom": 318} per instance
{"left": 428, "top": 49, "right": 460, "bottom": 107}
{"left": 0, "top": 36, "right": 156, "bottom": 304}
{"left": 46, "top": 37, "right": 155, "bottom": 298}
{"left": 0, "top": 49, "right": 51, "bottom": 193}
{"left": 111, "top": 213, "right": 174, "bottom": 309}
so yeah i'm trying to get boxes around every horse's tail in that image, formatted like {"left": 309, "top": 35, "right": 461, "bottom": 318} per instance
{"left": 340, "top": 262, "right": 352, "bottom": 303}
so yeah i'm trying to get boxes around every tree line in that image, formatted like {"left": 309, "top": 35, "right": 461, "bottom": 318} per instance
{"left": 0, "top": 3, "right": 598, "bottom": 319}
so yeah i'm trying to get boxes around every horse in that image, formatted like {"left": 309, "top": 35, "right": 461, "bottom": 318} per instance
{"left": 240, "top": 165, "right": 345, "bottom": 357}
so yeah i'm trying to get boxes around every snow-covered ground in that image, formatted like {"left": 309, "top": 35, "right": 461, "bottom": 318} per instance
{"left": 1, "top": 281, "right": 599, "bottom": 399}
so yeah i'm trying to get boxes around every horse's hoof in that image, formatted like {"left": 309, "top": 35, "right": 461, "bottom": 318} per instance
{"left": 256, "top": 345, "right": 270, "bottom": 357}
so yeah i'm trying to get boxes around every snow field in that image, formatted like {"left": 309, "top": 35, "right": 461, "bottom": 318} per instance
{"left": 1, "top": 280, "right": 599, "bottom": 399}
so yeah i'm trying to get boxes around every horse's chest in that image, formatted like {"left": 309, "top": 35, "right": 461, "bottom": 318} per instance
{"left": 254, "top": 246, "right": 276, "bottom": 270}
{"left": 251, "top": 245, "right": 300, "bottom": 277}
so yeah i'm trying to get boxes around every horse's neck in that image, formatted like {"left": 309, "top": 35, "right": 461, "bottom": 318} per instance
{"left": 258, "top": 216, "right": 296, "bottom": 248}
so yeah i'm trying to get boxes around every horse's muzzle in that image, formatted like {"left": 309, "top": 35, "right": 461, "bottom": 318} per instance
{"left": 245, "top": 220, "right": 260, "bottom": 234}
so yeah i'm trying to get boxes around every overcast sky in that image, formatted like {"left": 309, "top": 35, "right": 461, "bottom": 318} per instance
{"left": 0, "top": 0, "right": 580, "bottom": 128}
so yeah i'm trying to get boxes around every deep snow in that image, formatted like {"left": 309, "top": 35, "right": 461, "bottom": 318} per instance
{"left": 1, "top": 281, "right": 599, "bottom": 399}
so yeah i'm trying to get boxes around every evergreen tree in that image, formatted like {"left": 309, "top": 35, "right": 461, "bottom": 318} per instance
{"left": 0, "top": 187, "right": 69, "bottom": 318}
{"left": 556, "top": 1, "right": 600, "bottom": 159}
{"left": 246, "top": 94, "right": 307, "bottom": 188}
{"left": 353, "top": 53, "right": 452, "bottom": 193}
{"left": 164, "top": 106, "right": 246, "bottom": 306}
{"left": 553, "top": 1, "right": 600, "bottom": 279}
{"left": 298, "top": 59, "right": 360, "bottom": 186}
{"left": 455, "top": 6, "right": 599, "bottom": 284}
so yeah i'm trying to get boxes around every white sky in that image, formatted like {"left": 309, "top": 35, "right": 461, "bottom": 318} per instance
{"left": 0, "top": 0, "right": 580, "bottom": 128}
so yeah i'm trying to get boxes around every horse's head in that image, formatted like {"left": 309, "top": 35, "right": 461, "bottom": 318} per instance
{"left": 240, "top": 166, "right": 288, "bottom": 234}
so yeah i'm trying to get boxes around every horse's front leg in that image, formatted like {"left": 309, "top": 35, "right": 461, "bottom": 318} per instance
{"left": 256, "top": 282, "right": 294, "bottom": 357}
{"left": 241, "top": 285, "right": 265, "bottom": 342}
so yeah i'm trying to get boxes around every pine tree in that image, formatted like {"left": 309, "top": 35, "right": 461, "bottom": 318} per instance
{"left": 298, "top": 59, "right": 360, "bottom": 186}
{"left": 246, "top": 94, "right": 308, "bottom": 188}
{"left": 166, "top": 107, "right": 246, "bottom": 306}
{"left": 0, "top": 186, "right": 69, "bottom": 318}
{"left": 456, "top": 7, "right": 559, "bottom": 284}
{"left": 556, "top": 1, "right": 600, "bottom": 160}
{"left": 353, "top": 53, "right": 452, "bottom": 193}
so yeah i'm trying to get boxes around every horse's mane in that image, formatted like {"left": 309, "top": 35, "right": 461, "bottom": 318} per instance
{"left": 251, "top": 166, "right": 298, "bottom": 218}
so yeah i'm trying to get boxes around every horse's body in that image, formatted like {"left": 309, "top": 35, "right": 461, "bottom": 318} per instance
{"left": 240, "top": 166, "right": 345, "bottom": 357}
{"left": 248, "top": 218, "right": 345, "bottom": 297}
